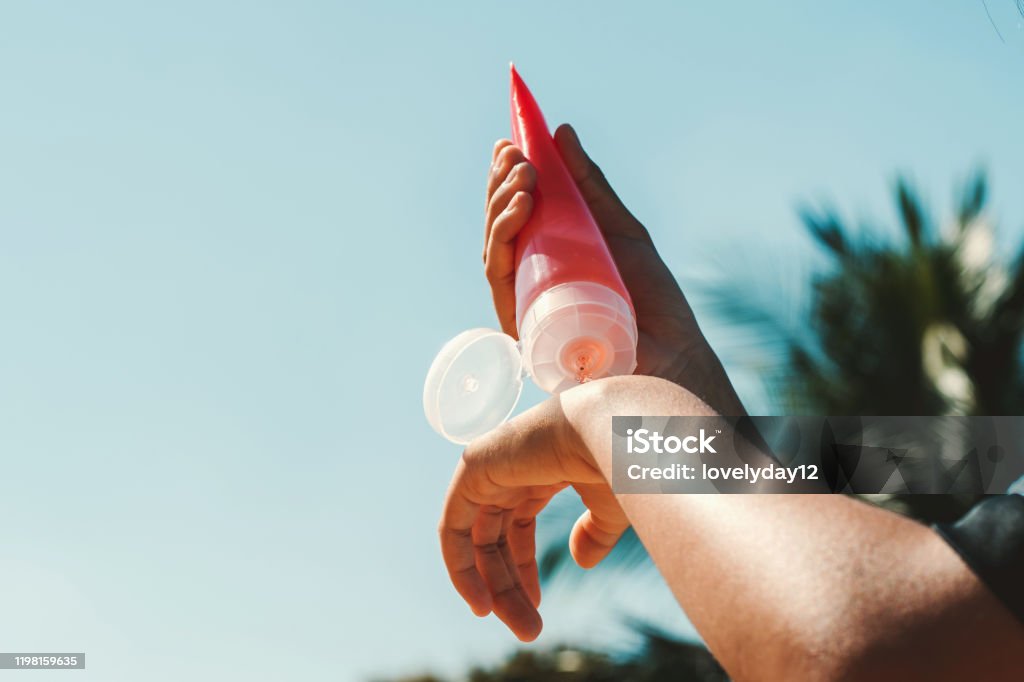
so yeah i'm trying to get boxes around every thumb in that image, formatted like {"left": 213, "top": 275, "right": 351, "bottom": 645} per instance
{"left": 568, "top": 507, "right": 629, "bottom": 569}
{"left": 553, "top": 124, "right": 651, "bottom": 243}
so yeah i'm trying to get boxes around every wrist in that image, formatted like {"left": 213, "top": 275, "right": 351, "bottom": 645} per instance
{"left": 559, "top": 374, "right": 721, "bottom": 480}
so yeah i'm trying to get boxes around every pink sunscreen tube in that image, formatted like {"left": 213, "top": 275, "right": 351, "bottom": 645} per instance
{"left": 509, "top": 65, "right": 638, "bottom": 392}
{"left": 422, "top": 66, "right": 639, "bottom": 445}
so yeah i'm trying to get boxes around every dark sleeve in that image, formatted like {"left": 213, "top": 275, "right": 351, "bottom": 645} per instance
{"left": 934, "top": 494, "right": 1024, "bottom": 626}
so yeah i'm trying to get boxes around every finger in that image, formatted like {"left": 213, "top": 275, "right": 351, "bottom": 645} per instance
{"left": 494, "top": 511, "right": 538, "bottom": 610}
{"left": 473, "top": 506, "right": 543, "bottom": 641}
{"left": 439, "top": 465, "right": 493, "bottom": 616}
{"left": 486, "top": 191, "right": 534, "bottom": 337}
{"left": 483, "top": 144, "right": 529, "bottom": 267}
{"left": 508, "top": 515, "right": 540, "bottom": 606}
{"left": 495, "top": 513, "right": 543, "bottom": 632}
{"left": 553, "top": 124, "right": 651, "bottom": 243}
{"left": 485, "top": 145, "right": 528, "bottom": 226}
{"left": 571, "top": 481, "right": 629, "bottom": 566}
{"left": 486, "top": 139, "right": 517, "bottom": 201}
{"left": 492, "top": 138, "right": 513, "bottom": 162}
{"left": 485, "top": 161, "right": 536, "bottom": 238}
{"left": 508, "top": 488, "right": 560, "bottom": 608}
{"left": 568, "top": 507, "right": 629, "bottom": 569}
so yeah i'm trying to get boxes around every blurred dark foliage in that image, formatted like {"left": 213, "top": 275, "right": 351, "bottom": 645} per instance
{"left": 373, "top": 629, "right": 727, "bottom": 682}
{"left": 782, "top": 171, "right": 1020, "bottom": 522}
{"left": 789, "top": 172, "right": 1024, "bottom": 417}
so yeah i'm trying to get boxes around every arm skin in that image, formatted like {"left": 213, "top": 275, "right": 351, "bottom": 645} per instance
{"left": 459, "top": 125, "right": 1023, "bottom": 678}
{"left": 438, "top": 375, "right": 1024, "bottom": 681}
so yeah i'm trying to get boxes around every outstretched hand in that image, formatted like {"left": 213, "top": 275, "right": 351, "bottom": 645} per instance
{"left": 437, "top": 384, "right": 630, "bottom": 641}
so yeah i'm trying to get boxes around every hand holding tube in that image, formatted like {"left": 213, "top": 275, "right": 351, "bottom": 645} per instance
{"left": 483, "top": 124, "right": 746, "bottom": 415}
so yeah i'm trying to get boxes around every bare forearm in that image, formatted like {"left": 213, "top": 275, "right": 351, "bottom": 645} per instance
{"left": 561, "top": 376, "right": 1022, "bottom": 680}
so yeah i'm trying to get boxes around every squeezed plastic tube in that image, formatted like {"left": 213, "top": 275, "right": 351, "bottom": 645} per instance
{"left": 423, "top": 66, "right": 638, "bottom": 444}
{"left": 509, "top": 65, "right": 637, "bottom": 394}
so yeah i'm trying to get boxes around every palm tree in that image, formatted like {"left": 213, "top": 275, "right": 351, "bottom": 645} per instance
{"left": 789, "top": 171, "right": 1024, "bottom": 417}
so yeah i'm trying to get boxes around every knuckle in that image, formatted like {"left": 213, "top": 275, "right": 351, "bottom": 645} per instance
{"left": 517, "top": 190, "right": 534, "bottom": 210}
{"left": 513, "top": 517, "right": 535, "bottom": 530}
{"left": 460, "top": 446, "right": 478, "bottom": 470}
{"left": 489, "top": 214, "right": 507, "bottom": 240}
{"left": 486, "top": 186, "right": 509, "bottom": 219}
{"left": 506, "top": 162, "right": 535, "bottom": 190}
{"left": 494, "top": 202, "right": 521, "bottom": 229}
{"left": 496, "top": 145, "right": 523, "bottom": 171}
{"left": 474, "top": 540, "right": 502, "bottom": 557}
{"left": 499, "top": 574, "right": 521, "bottom": 593}
{"left": 503, "top": 164, "right": 521, "bottom": 186}
{"left": 484, "top": 205, "right": 498, "bottom": 230}
{"left": 484, "top": 258, "right": 506, "bottom": 285}
{"left": 490, "top": 219, "right": 511, "bottom": 242}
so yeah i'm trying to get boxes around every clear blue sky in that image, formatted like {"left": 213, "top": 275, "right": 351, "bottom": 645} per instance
{"left": 1, "top": 2, "right": 1022, "bottom": 680}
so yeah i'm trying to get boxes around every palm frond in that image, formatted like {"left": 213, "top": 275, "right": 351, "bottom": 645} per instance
{"left": 957, "top": 169, "right": 987, "bottom": 228}
{"left": 798, "top": 204, "right": 848, "bottom": 257}
{"left": 896, "top": 177, "right": 929, "bottom": 246}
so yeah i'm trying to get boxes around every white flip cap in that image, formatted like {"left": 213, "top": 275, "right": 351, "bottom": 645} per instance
{"left": 424, "top": 282, "right": 637, "bottom": 444}
{"left": 423, "top": 328, "right": 524, "bottom": 445}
